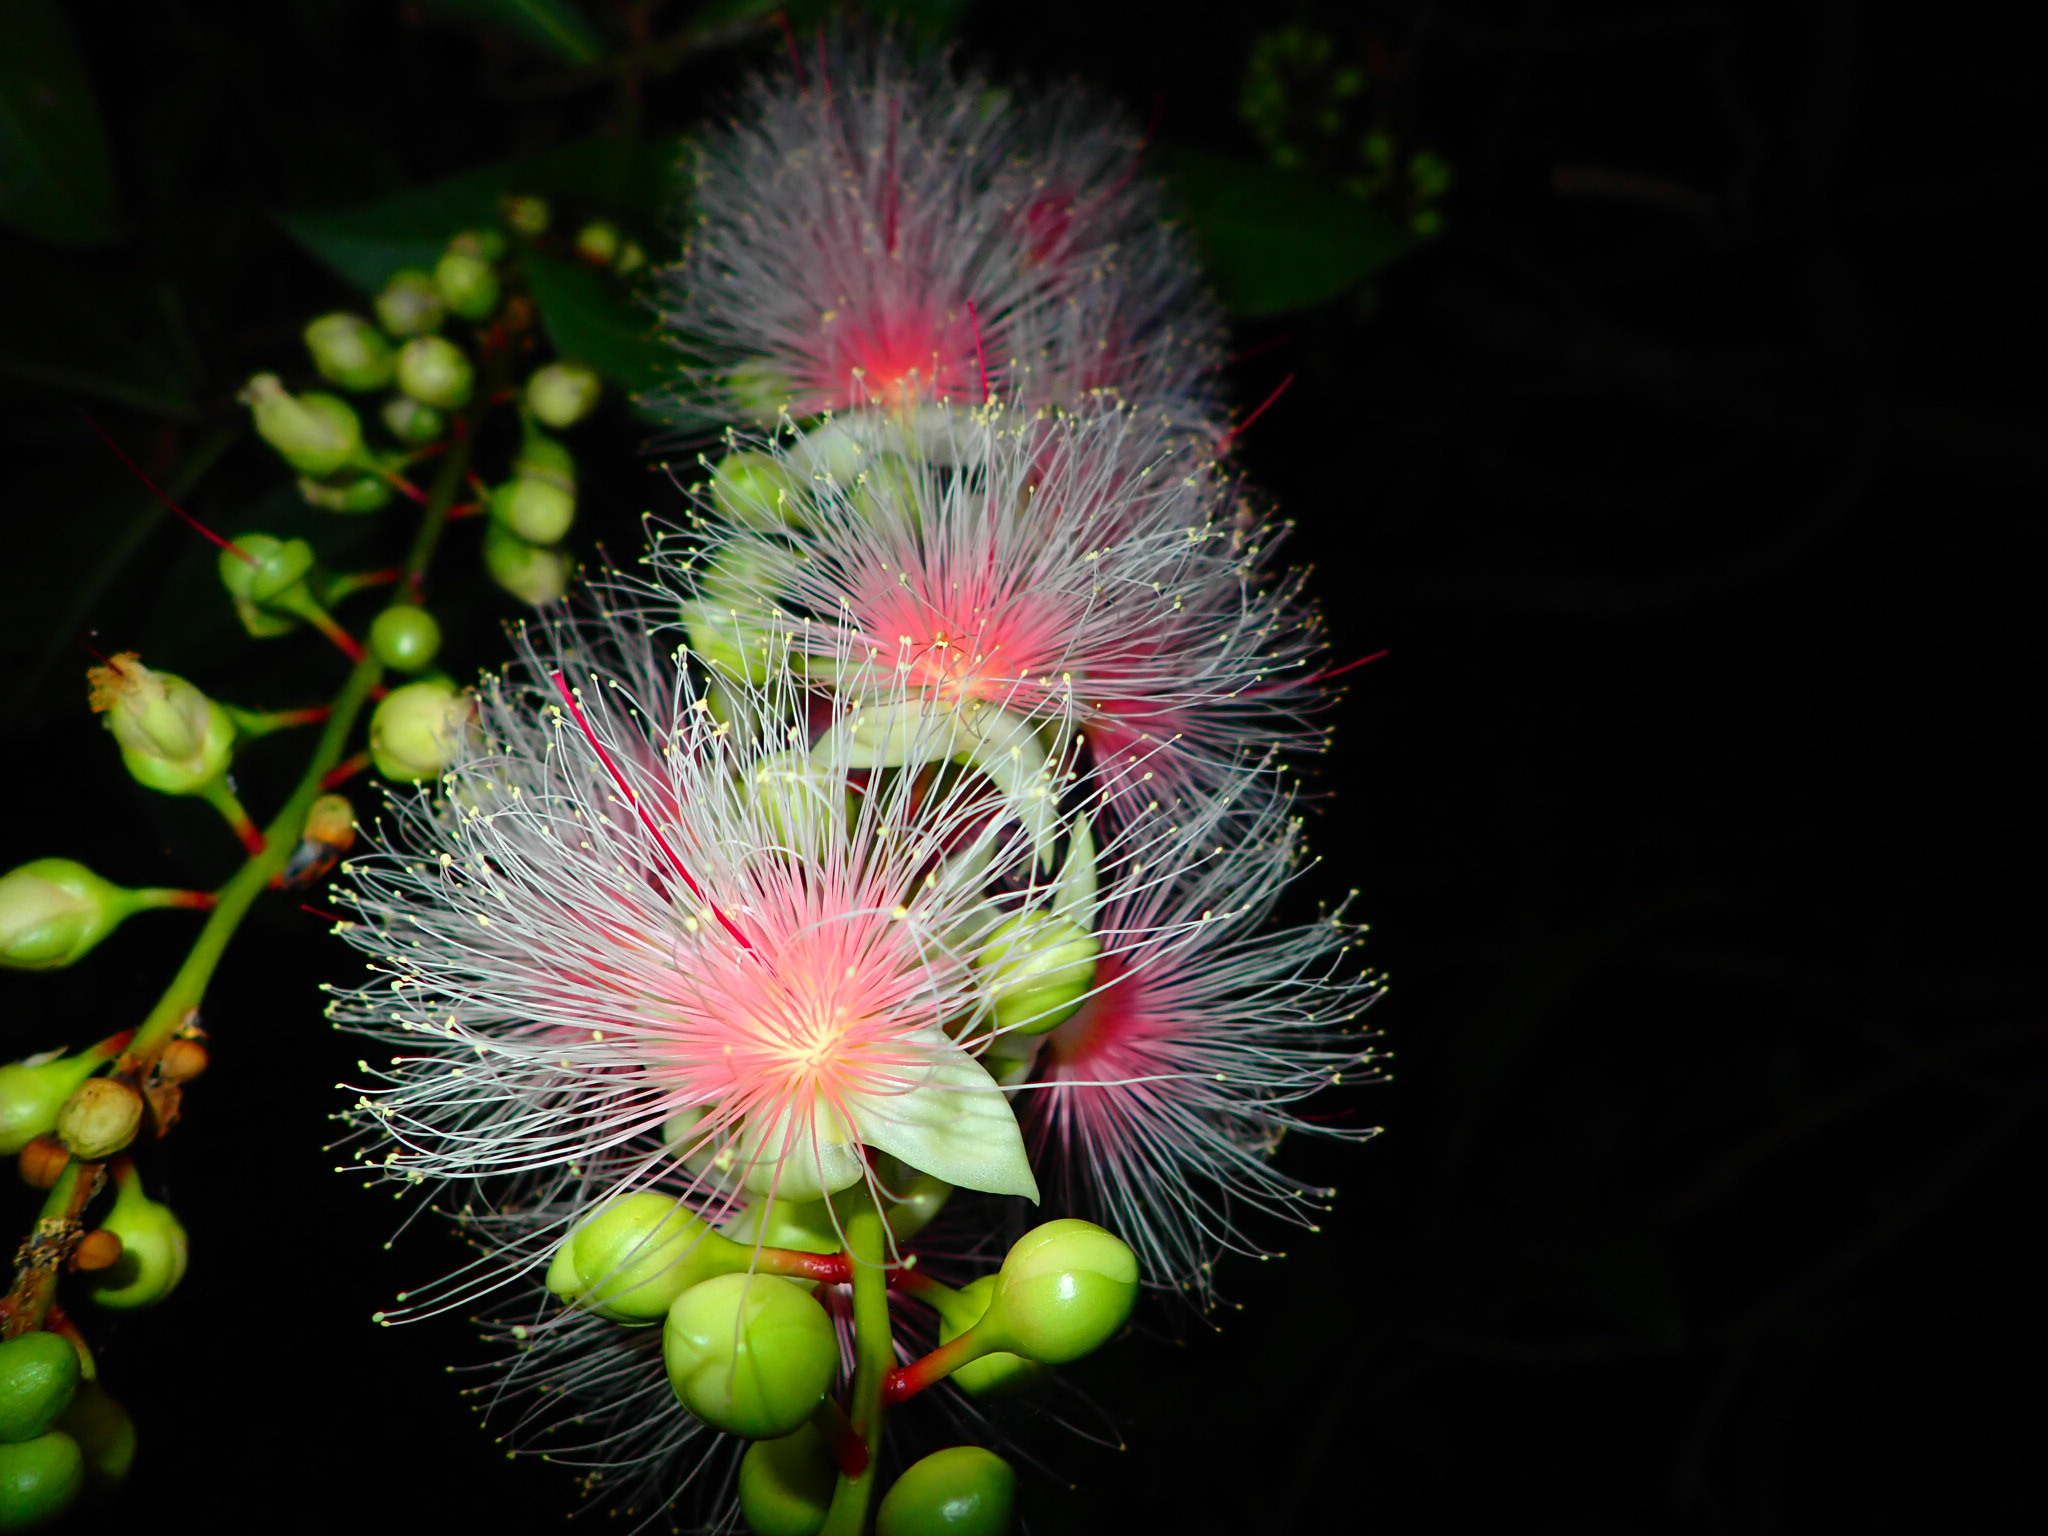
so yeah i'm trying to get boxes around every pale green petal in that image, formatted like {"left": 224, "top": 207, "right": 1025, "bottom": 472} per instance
{"left": 845, "top": 1028, "right": 1039, "bottom": 1201}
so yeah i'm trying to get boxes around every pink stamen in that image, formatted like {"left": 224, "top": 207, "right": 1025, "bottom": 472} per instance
{"left": 79, "top": 409, "right": 256, "bottom": 564}
{"left": 967, "top": 299, "right": 990, "bottom": 403}
{"left": 1312, "top": 648, "right": 1389, "bottom": 684}
{"left": 548, "top": 671, "right": 757, "bottom": 956}
{"left": 777, "top": 10, "right": 804, "bottom": 86}
{"left": 1221, "top": 373, "right": 1295, "bottom": 448}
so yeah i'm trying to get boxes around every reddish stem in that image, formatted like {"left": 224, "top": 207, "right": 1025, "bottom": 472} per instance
{"left": 882, "top": 1331, "right": 982, "bottom": 1405}
{"left": 321, "top": 748, "right": 373, "bottom": 790}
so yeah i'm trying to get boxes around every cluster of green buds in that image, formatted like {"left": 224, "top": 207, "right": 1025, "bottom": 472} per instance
{"left": 0, "top": 1330, "right": 134, "bottom": 1529}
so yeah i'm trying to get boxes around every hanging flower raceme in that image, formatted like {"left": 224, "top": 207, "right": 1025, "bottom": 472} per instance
{"left": 657, "top": 32, "right": 1224, "bottom": 433}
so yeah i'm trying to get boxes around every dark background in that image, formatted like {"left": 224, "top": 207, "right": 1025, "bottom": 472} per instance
{"left": 1, "top": 2, "right": 2039, "bottom": 1532}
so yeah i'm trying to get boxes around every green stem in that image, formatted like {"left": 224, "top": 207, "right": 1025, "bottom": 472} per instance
{"left": 820, "top": 1204, "right": 893, "bottom": 1536}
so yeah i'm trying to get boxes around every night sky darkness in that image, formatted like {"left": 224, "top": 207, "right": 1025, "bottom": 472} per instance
{"left": 1, "top": 3, "right": 2037, "bottom": 1532}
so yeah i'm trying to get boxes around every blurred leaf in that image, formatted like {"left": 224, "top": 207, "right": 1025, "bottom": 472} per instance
{"left": 416, "top": 0, "right": 606, "bottom": 65}
{"left": 0, "top": 248, "right": 199, "bottom": 418}
{"left": 522, "top": 249, "right": 668, "bottom": 399}
{"left": 0, "top": 0, "right": 120, "bottom": 244}
{"left": 1167, "top": 150, "right": 1413, "bottom": 317}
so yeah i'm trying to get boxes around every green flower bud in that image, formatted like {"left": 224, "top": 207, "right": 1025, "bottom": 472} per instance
{"left": 488, "top": 478, "right": 575, "bottom": 545}
{"left": 81, "top": 1172, "right": 188, "bottom": 1310}
{"left": 663, "top": 1273, "right": 836, "bottom": 1439}
{"left": 549, "top": 1192, "right": 751, "bottom": 1326}
{"left": 745, "top": 751, "right": 850, "bottom": 854}
{"left": 380, "top": 394, "right": 445, "bottom": 445}
{"left": 974, "top": 912, "right": 1099, "bottom": 1035}
{"left": 1, "top": 861, "right": 159, "bottom": 973}
{"left": 434, "top": 250, "right": 501, "bottom": 323}
{"left": 500, "top": 194, "right": 551, "bottom": 237}
{"left": 727, "top": 361, "right": 794, "bottom": 424}
{"left": 615, "top": 238, "right": 647, "bottom": 276}
{"left": 218, "top": 533, "right": 317, "bottom": 637}
{"left": 513, "top": 423, "right": 576, "bottom": 491}
{"left": 86, "top": 654, "right": 234, "bottom": 796}
{"left": 239, "top": 374, "right": 364, "bottom": 477}
{"left": 373, "top": 268, "right": 445, "bottom": 337}
{"left": 934, "top": 1276, "right": 1043, "bottom": 1398}
{"left": 710, "top": 450, "right": 802, "bottom": 530}
{"left": 298, "top": 471, "right": 393, "bottom": 515}
{"left": 368, "top": 678, "right": 471, "bottom": 782}
{"left": 981, "top": 1220, "right": 1137, "bottom": 1365}
{"left": 449, "top": 228, "right": 508, "bottom": 262}
{"left": 368, "top": 606, "right": 442, "bottom": 672}
{"left": 524, "top": 361, "right": 602, "bottom": 429}
{"left": 395, "top": 336, "right": 474, "bottom": 411}
{"left": 0, "top": 1055, "right": 99, "bottom": 1156}
{"left": 0, "top": 1332, "right": 81, "bottom": 1444}
{"left": 682, "top": 544, "right": 796, "bottom": 683}
{"left": 738, "top": 1422, "right": 834, "bottom": 1536}
{"left": 574, "top": 220, "right": 621, "bottom": 266}
{"left": 876, "top": 1447, "right": 1017, "bottom": 1536}
{"left": 54, "top": 1077, "right": 142, "bottom": 1161}
{"left": 0, "top": 1432, "right": 83, "bottom": 1530}
{"left": 52, "top": 1382, "right": 133, "bottom": 1496}
{"left": 482, "top": 524, "right": 573, "bottom": 605}
{"left": 303, "top": 314, "right": 394, "bottom": 392}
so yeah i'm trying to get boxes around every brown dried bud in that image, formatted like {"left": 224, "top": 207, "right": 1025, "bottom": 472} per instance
{"left": 55, "top": 1078, "right": 143, "bottom": 1161}
{"left": 157, "top": 1038, "right": 209, "bottom": 1084}
{"left": 72, "top": 1229, "right": 123, "bottom": 1272}
{"left": 17, "top": 1135, "right": 69, "bottom": 1190}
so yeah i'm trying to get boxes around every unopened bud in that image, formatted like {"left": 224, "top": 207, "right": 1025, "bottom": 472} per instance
{"left": 727, "top": 361, "right": 795, "bottom": 424}
{"left": 876, "top": 1446, "right": 1018, "bottom": 1536}
{"left": 663, "top": 1274, "right": 836, "bottom": 1439}
{"left": 55, "top": 1078, "right": 142, "bottom": 1161}
{"left": 368, "top": 678, "right": 472, "bottom": 782}
{"left": 298, "top": 470, "right": 393, "bottom": 515}
{"left": 71, "top": 1229, "right": 122, "bottom": 1272}
{"left": 525, "top": 361, "right": 602, "bottom": 429}
{"left": 303, "top": 313, "right": 394, "bottom": 392}
{"left": 615, "top": 238, "right": 647, "bottom": 275}
{"left": 434, "top": 249, "right": 501, "bottom": 323}
{"left": 980, "top": 1219, "right": 1137, "bottom": 1365}
{"left": 738, "top": 1423, "right": 835, "bottom": 1536}
{"left": 501, "top": 194, "right": 551, "bottom": 236}
{"left": 81, "top": 1169, "right": 188, "bottom": 1310}
{"left": 86, "top": 655, "right": 235, "bottom": 795}
{"left": 549, "top": 1191, "right": 751, "bottom": 1325}
{"left": 156, "top": 1037, "right": 209, "bottom": 1084}
{"left": 574, "top": 220, "right": 621, "bottom": 266}
{"left": 54, "top": 1380, "right": 135, "bottom": 1496}
{"left": 239, "top": 374, "right": 364, "bottom": 477}
{"left": 380, "top": 395, "right": 445, "bottom": 445}
{"left": 280, "top": 792, "right": 354, "bottom": 888}
{"left": 746, "top": 751, "right": 850, "bottom": 854}
{"left": 448, "top": 228, "right": 508, "bottom": 262}
{"left": 488, "top": 478, "right": 575, "bottom": 544}
{"left": 18, "top": 1135, "right": 70, "bottom": 1189}
{"left": 218, "top": 533, "right": 317, "bottom": 637}
{"left": 368, "top": 606, "right": 442, "bottom": 672}
{"left": 1, "top": 859, "right": 152, "bottom": 971}
{"left": 373, "top": 268, "right": 445, "bottom": 337}
{"left": 483, "top": 524, "right": 574, "bottom": 605}
{"left": 974, "top": 912, "right": 1099, "bottom": 1035}
{"left": 0, "top": 1330, "right": 81, "bottom": 1445}
{"left": 933, "top": 1275, "right": 1044, "bottom": 1398}
{"left": 0, "top": 1057, "right": 97, "bottom": 1158}
{"left": 0, "top": 1433, "right": 84, "bottom": 1528}
{"left": 395, "top": 336, "right": 474, "bottom": 410}
{"left": 513, "top": 424, "right": 576, "bottom": 490}
{"left": 710, "top": 450, "right": 802, "bottom": 530}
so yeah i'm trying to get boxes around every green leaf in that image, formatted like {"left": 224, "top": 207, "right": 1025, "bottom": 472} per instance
{"left": 0, "top": 0, "right": 119, "bottom": 244}
{"left": 416, "top": 0, "right": 606, "bottom": 65}
{"left": 522, "top": 249, "right": 669, "bottom": 399}
{"left": 1167, "top": 150, "right": 1414, "bottom": 317}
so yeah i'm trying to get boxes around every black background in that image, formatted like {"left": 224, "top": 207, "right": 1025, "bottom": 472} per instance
{"left": 1, "top": 2, "right": 2039, "bottom": 1532}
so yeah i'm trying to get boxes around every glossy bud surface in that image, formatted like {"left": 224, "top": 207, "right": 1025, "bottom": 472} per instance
{"left": 663, "top": 1273, "right": 835, "bottom": 1439}
{"left": 876, "top": 1446, "right": 1017, "bottom": 1536}
{"left": 737, "top": 1422, "right": 834, "bottom": 1536}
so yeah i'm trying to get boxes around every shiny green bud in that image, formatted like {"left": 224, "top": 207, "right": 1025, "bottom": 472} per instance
{"left": 934, "top": 1276, "right": 1043, "bottom": 1398}
{"left": 876, "top": 1447, "right": 1017, "bottom": 1536}
{"left": 0, "top": 861, "right": 159, "bottom": 973}
{"left": 512, "top": 425, "right": 576, "bottom": 491}
{"left": 550, "top": 1192, "right": 750, "bottom": 1326}
{"left": 0, "top": 1332, "right": 81, "bottom": 1444}
{"left": 239, "top": 374, "right": 364, "bottom": 477}
{"left": 574, "top": 220, "right": 621, "bottom": 266}
{"left": 52, "top": 1382, "right": 133, "bottom": 1496}
{"left": 217, "top": 534, "right": 316, "bottom": 639}
{"left": 482, "top": 524, "right": 573, "bottom": 605}
{"left": 368, "top": 606, "right": 442, "bottom": 672}
{"left": 395, "top": 336, "right": 474, "bottom": 411}
{"left": 86, "top": 655, "right": 234, "bottom": 795}
{"left": 738, "top": 1422, "right": 834, "bottom": 1536}
{"left": 663, "top": 1273, "right": 836, "bottom": 1439}
{"left": 0, "top": 1055, "right": 99, "bottom": 1156}
{"left": 368, "top": 679, "right": 471, "bottom": 781}
{"left": 0, "top": 1432, "right": 83, "bottom": 1530}
{"left": 81, "top": 1173, "right": 188, "bottom": 1310}
{"left": 981, "top": 1219, "right": 1137, "bottom": 1365}
{"left": 54, "top": 1077, "right": 142, "bottom": 1161}
{"left": 500, "top": 194, "right": 550, "bottom": 237}
{"left": 297, "top": 471, "right": 393, "bottom": 515}
{"left": 488, "top": 478, "right": 575, "bottom": 545}
{"left": 974, "top": 912, "right": 1099, "bottom": 1035}
{"left": 525, "top": 361, "right": 602, "bottom": 429}
{"left": 710, "top": 450, "right": 802, "bottom": 530}
{"left": 303, "top": 313, "right": 394, "bottom": 392}
{"left": 434, "top": 250, "right": 500, "bottom": 323}
{"left": 380, "top": 395, "right": 445, "bottom": 445}
{"left": 373, "top": 268, "right": 445, "bottom": 337}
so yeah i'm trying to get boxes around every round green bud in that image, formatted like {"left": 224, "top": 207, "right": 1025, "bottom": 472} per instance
{"left": 615, "top": 238, "right": 647, "bottom": 276}
{"left": 488, "top": 477, "right": 575, "bottom": 545}
{"left": 396, "top": 336, "right": 474, "bottom": 411}
{"left": 86, "top": 655, "right": 234, "bottom": 795}
{"left": 737, "top": 1422, "right": 835, "bottom": 1536}
{"left": 52, "top": 1382, "right": 132, "bottom": 1495}
{"left": 711, "top": 451, "right": 802, "bottom": 530}
{"left": 0, "top": 1432, "right": 83, "bottom": 1531}
{"left": 745, "top": 751, "right": 850, "bottom": 854}
{"left": 500, "top": 194, "right": 550, "bottom": 237}
{"left": 380, "top": 394, "right": 445, "bottom": 445}
{"left": 239, "top": 374, "right": 364, "bottom": 477}
{"left": 727, "top": 361, "right": 794, "bottom": 424}
{"left": 0, "top": 1056, "right": 98, "bottom": 1156}
{"left": 219, "top": 533, "right": 314, "bottom": 608}
{"left": 298, "top": 471, "right": 394, "bottom": 515}
{"left": 935, "top": 1277, "right": 1043, "bottom": 1399}
{"left": 303, "top": 313, "right": 394, "bottom": 392}
{"left": 974, "top": 912, "right": 1099, "bottom": 1035}
{"left": 448, "top": 228, "right": 508, "bottom": 262}
{"left": 876, "top": 1447, "right": 1017, "bottom": 1536}
{"left": 54, "top": 1077, "right": 141, "bottom": 1161}
{"left": 525, "top": 361, "right": 603, "bottom": 429}
{"left": 513, "top": 426, "right": 576, "bottom": 491}
{"left": 482, "top": 524, "right": 574, "bottom": 606}
{"left": 368, "top": 678, "right": 471, "bottom": 781}
{"left": 551, "top": 1192, "right": 749, "bottom": 1326}
{"left": 434, "top": 250, "right": 501, "bottom": 323}
{"left": 0, "top": 1332, "right": 81, "bottom": 1444}
{"left": 81, "top": 1176, "right": 187, "bottom": 1311}
{"left": 368, "top": 606, "right": 442, "bottom": 672}
{"left": 373, "top": 268, "right": 446, "bottom": 337}
{"left": 0, "top": 861, "right": 146, "bottom": 973}
{"left": 983, "top": 1220, "right": 1137, "bottom": 1365}
{"left": 663, "top": 1274, "right": 836, "bottom": 1439}
{"left": 574, "top": 220, "right": 621, "bottom": 266}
